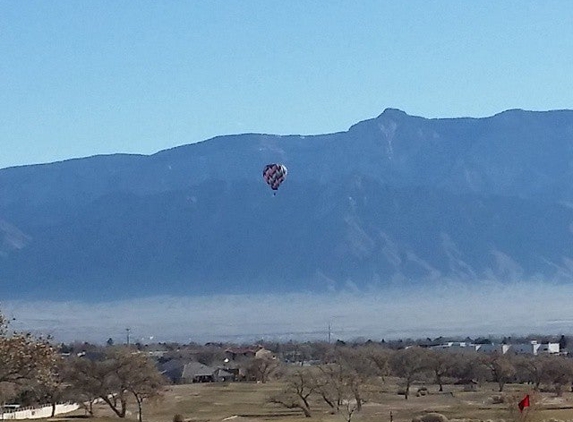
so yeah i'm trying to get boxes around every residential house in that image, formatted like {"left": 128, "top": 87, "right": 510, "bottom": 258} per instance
{"left": 182, "top": 362, "right": 218, "bottom": 383}
{"left": 255, "top": 347, "right": 276, "bottom": 360}
{"left": 159, "top": 359, "right": 235, "bottom": 384}
{"left": 159, "top": 359, "right": 186, "bottom": 384}
{"left": 224, "top": 347, "right": 257, "bottom": 362}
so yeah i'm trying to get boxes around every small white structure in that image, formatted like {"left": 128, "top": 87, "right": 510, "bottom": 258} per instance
{"left": 539, "top": 342, "right": 561, "bottom": 354}
{"left": 1, "top": 403, "right": 79, "bottom": 420}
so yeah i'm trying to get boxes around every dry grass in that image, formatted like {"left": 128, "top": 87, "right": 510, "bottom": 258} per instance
{"left": 49, "top": 380, "right": 573, "bottom": 422}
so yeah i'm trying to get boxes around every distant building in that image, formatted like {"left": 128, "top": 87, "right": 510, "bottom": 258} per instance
{"left": 509, "top": 341, "right": 560, "bottom": 356}
{"left": 255, "top": 347, "right": 276, "bottom": 360}
{"left": 224, "top": 346, "right": 276, "bottom": 362}
{"left": 159, "top": 359, "right": 235, "bottom": 383}
{"left": 431, "top": 340, "right": 560, "bottom": 356}
{"left": 181, "top": 362, "right": 234, "bottom": 383}
{"left": 476, "top": 344, "right": 512, "bottom": 354}
{"left": 430, "top": 342, "right": 479, "bottom": 353}
{"left": 224, "top": 347, "right": 257, "bottom": 362}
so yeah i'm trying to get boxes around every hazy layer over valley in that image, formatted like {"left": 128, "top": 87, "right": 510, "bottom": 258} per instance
{"left": 2, "top": 109, "right": 573, "bottom": 341}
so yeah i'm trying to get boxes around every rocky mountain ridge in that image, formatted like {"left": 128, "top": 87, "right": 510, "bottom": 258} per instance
{"left": 2, "top": 108, "right": 573, "bottom": 301}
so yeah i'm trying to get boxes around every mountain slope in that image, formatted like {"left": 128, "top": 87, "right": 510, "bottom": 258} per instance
{"left": 2, "top": 109, "right": 573, "bottom": 301}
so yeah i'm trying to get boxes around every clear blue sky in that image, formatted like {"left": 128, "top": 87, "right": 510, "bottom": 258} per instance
{"left": 2, "top": 1, "right": 572, "bottom": 169}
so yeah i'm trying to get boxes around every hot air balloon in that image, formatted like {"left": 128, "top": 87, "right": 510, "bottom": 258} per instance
{"left": 262, "top": 163, "right": 287, "bottom": 193}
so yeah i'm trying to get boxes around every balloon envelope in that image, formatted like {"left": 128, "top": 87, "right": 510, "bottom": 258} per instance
{"left": 262, "top": 163, "right": 287, "bottom": 191}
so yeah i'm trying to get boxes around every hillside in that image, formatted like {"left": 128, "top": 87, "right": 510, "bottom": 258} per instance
{"left": 2, "top": 109, "right": 573, "bottom": 301}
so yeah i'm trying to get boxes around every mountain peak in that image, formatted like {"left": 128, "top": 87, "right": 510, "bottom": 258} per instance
{"left": 3, "top": 109, "right": 573, "bottom": 301}
{"left": 381, "top": 108, "right": 408, "bottom": 116}
{"left": 348, "top": 108, "right": 411, "bottom": 133}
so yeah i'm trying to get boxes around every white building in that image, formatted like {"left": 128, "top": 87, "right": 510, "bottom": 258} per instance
{"left": 476, "top": 343, "right": 512, "bottom": 354}
{"left": 510, "top": 341, "right": 560, "bottom": 355}
{"left": 431, "top": 340, "right": 560, "bottom": 356}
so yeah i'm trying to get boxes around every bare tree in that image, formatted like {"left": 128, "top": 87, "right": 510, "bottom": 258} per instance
{"left": 389, "top": 347, "right": 429, "bottom": 400}
{"left": 338, "top": 398, "right": 360, "bottom": 422}
{"left": 313, "top": 363, "right": 347, "bottom": 411}
{"left": 67, "top": 352, "right": 129, "bottom": 418}
{"left": 0, "top": 312, "right": 57, "bottom": 396}
{"left": 195, "top": 345, "right": 226, "bottom": 366}
{"left": 66, "top": 347, "right": 165, "bottom": 419}
{"left": 364, "top": 346, "right": 391, "bottom": 382}
{"left": 423, "top": 349, "right": 456, "bottom": 392}
{"left": 333, "top": 347, "right": 374, "bottom": 411}
{"left": 514, "top": 355, "right": 545, "bottom": 390}
{"left": 314, "top": 360, "right": 370, "bottom": 421}
{"left": 120, "top": 351, "right": 166, "bottom": 422}
{"left": 449, "top": 352, "right": 490, "bottom": 387}
{"left": 28, "top": 356, "right": 73, "bottom": 417}
{"left": 269, "top": 369, "right": 314, "bottom": 418}
{"left": 244, "top": 354, "right": 279, "bottom": 383}
{"left": 540, "top": 356, "right": 573, "bottom": 396}
{"left": 481, "top": 353, "right": 516, "bottom": 392}
{"left": 64, "top": 356, "right": 102, "bottom": 416}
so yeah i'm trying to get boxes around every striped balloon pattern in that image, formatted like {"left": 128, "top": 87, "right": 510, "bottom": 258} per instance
{"left": 262, "top": 163, "right": 288, "bottom": 191}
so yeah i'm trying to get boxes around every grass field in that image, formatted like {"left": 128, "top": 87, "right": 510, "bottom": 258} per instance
{"left": 56, "top": 379, "right": 573, "bottom": 422}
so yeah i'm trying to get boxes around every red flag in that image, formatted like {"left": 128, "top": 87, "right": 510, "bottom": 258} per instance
{"left": 518, "top": 394, "right": 530, "bottom": 412}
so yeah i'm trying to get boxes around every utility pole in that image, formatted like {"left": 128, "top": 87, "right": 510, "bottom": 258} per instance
{"left": 126, "top": 328, "right": 131, "bottom": 346}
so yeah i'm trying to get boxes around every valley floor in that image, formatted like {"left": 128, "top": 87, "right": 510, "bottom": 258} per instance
{"left": 55, "top": 379, "right": 573, "bottom": 422}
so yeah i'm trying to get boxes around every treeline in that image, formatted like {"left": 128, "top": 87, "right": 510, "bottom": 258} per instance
{"left": 2, "top": 310, "right": 573, "bottom": 422}
{"left": 0, "top": 313, "right": 164, "bottom": 422}
{"left": 262, "top": 345, "right": 573, "bottom": 419}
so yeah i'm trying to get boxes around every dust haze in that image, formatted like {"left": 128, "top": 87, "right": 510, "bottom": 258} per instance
{"left": 3, "top": 280, "right": 571, "bottom": 344}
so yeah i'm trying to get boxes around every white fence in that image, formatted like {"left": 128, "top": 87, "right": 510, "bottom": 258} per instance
{"left": 1, "top": 403, "right": 80, "bottom": 420}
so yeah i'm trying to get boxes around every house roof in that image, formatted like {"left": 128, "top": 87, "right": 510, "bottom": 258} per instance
{"left": 182, "top": 362, "right": 216, "bottom": 378}
{"left": 159, "top": 359, "right": 186, "bottom": 380}
{"left": 255, "top": 348, "right": 275, "bottom": 359}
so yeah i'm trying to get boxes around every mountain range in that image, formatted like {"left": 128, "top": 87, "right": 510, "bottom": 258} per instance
{"left": 2, "top": 108, "right": 573, "bottom": 302}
